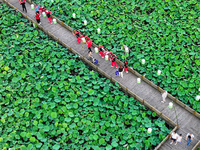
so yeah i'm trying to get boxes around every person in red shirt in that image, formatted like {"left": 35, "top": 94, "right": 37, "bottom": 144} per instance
{"left": 45, "top": 10, "right": 52, "bottom": 24}
{"left": 39, "top": 6, "right": 47, "bottom": 14}
{"left": 73, "top": 30, "right": 82, "bottom": 44}
{"left": 111, "top": 55, "right": 117, "bottom": 68}
{"left": 124, "top": 61, "right": 128, "bottom": 73}
{"left": 19, "top": 0, "right": 27, "bottom": 13}
{"left": 86, "top": 40, "right": 92, "bottom": 57}
{"left": 35, "top": 12, "right": 41, "bottom": 25}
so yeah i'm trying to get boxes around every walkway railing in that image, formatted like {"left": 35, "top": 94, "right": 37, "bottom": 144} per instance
{"left": 4, "top": 0, "right": 199, "bottom": 149}
{"left": 19, "top": 0, "right": 200, "bottom": 121}
{"left": 192, "top": 140, "right": 200, "bottom": 150}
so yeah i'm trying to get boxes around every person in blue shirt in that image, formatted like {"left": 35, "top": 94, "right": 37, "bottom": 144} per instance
{"left": 35, "top": 4, "right": 40, "bottom": 13}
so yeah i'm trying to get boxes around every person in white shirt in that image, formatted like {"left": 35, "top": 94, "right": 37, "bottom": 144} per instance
{"left": 161, "top": 90, "right": 168, "bottom": 103}
{"left": 170, "top": 131, "right": 178, "bottom": 144}
{"left": 175, "top": 134, "right": 182, "bottom": 145}
{"left": 186, "top": 133, "right": 194, "bottom": 147}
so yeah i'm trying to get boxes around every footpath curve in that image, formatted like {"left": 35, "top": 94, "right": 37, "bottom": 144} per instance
{"left": 4, "top": 0, "right": 200, "bottom": 149}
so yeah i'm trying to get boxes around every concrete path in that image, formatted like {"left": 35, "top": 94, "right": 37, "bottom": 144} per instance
{"left": 5, "top": 0, "right": 200, "bottom": 149}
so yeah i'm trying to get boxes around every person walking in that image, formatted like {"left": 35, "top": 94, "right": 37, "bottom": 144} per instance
{"left": 35, "top": 12, "right": 41, "bottom": 25}
{"left": 35, "top": 4, "right": 40, "bottom": 13}
{"left": 175, "top": 134, "right": 182, "bottom": 145}
{"left": 73, "top": 30, "right": 83, "bottom": 44}
{"left": 39, "top": 6, "right": 47, "bottom": 14}
{"left": 161, "top": 90, "right": 168, "bottom": 103}
{"left": 124, "top": 61, "right": 128, "bottom": 73}
{"left": 170, "top": 131, "right": 178, "bottom": 145}
{"left": 19, "top": 0, "right": 27, "bottom": 13}
{"left": 186, "top": 133, "right": 194, "bottom": 147}
{"left": 118, "top": 66, "right": 124, "bottom": 78}
{"left": 98, "top": 45, "right": 105, "bottom": 58}
{"left": 45, "top": 10, "right": 52, "bottom": 24}
{"left": 86, "top": 40, "right": 92, "bottom": 57}
{"left": 111, "top": 54, "right": 117, "bottom": 68}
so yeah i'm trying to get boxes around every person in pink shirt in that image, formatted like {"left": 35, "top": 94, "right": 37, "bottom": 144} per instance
{"left": 19, "top": 0, "right": 27, "bottom": 13}
{"left": 45, "top": 10, "right": 52, "bottom": 24}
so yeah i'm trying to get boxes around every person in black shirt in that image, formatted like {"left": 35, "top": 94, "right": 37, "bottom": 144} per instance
{"left": 98, "top": 45, "right": 105, "bottom": 58}
{"left": 111, "top": 55, "right": 117, "bottom": 68}
{"left": 118, "top": 66, "right": 124, "bottom": 78}
{"left": 45, "top": 10, "right": 52, "bottom": 24}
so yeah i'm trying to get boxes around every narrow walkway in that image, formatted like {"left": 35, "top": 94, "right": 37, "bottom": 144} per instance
{"left": 6, "top": 0, "right": 200, "bottom": 149}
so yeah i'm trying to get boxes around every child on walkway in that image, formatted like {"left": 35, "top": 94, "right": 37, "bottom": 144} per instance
{"left": 45, "top": 10, "right": 52, "bottom": 24}
{"left": 19, "top": 0, "right": 27, "bottom": 13}
{"left": 39, "top": 6, "right": 47, "bottom": 14}
{"left": 35, "top": 12, "right": 41, "bottom": 25}
{"left": 73, "top": 30, "right": 83, "bottom": 44}
{"left": 175, "top": 134, "right": 182, "bottom": 145}
{"left": 111, "top": 54, "right": 117, "bottom": 68}
{"left": 35, "top": 4, "right": 40, "bottom": 13}
{"left": 118, "top": 66, "right": 124, "bottom": 78}
{"left": 186, "top": 133, "right": 194, "bottom": 147}
{"left": 98, "top": 45, "right": 105, "bottom": 58}
{"left": 161, "top": 90, "right": 167, "bottom": 103}
{"left": 170, "top": 131, "right": 178, "bottom": 145}
{"left": 86, "top": 39, "right": 92, "bottom": 53}
{"left": 124, "top": 61, "right": 128, "bottom": 73}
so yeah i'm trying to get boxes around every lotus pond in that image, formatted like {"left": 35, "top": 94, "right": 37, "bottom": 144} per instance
{"left": 0, "top": 3, "right": 171, "bottom": 150}
{"left": 32, "top": 0, "right": 200, "bottom": 112}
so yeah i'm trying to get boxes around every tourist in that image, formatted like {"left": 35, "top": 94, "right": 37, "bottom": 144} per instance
{"left": 39, "top": 6, "right": 47, "bottom": 14}
{"left": 45, "top": 10, "right": 52, "bottom": 24}
{"left": 73, "top": 30, "right": 83, "bottom": 44}
{"left": 124, "top": 60, "right": 128, "bottom": 73}
{"left": 175, "top": 134, "right": 182, "bottom": 145}
{"left": 170, "top": 131, "right": 178, "bottom": 145}
{"left": 19, "top": 0, "right": 27, "bottom": 13}
{"left": 118, "top": 66, "right": 123, "bottom": 78}
{"left": 35, "top": 4, "right": 40, "bottom": 13}
{"left": 98, "top": 45, "right": 105, "bottom": 58}
{"left": 186, "top": 133, "right": 194, "bottom": 147}
{"left": 35, "top": 12, "right": 41, "bottom": 25}
{"left": 86, "top": 40, "right": 92, "bottom": 57}
{"left": 161, "top": 90, "right": 168, "bottom": 103}
{"left": 111, "top": 54, "right": 117, "bottom": 68}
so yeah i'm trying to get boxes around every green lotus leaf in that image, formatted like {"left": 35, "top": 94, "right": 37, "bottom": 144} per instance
{"left": 51, "top": 112, "right": 57, "bottom": 118}
{"left": 99, "top": 138, "right": 105, "bottom": 145}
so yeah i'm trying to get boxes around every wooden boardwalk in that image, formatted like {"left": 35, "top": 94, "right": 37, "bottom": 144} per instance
{"left": 5, "top": 0, "right": 200, "bottom": 149}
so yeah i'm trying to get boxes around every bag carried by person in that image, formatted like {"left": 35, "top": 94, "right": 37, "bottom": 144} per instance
{"left": 115, "top": 70, "right": 119, "bottom": 75}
